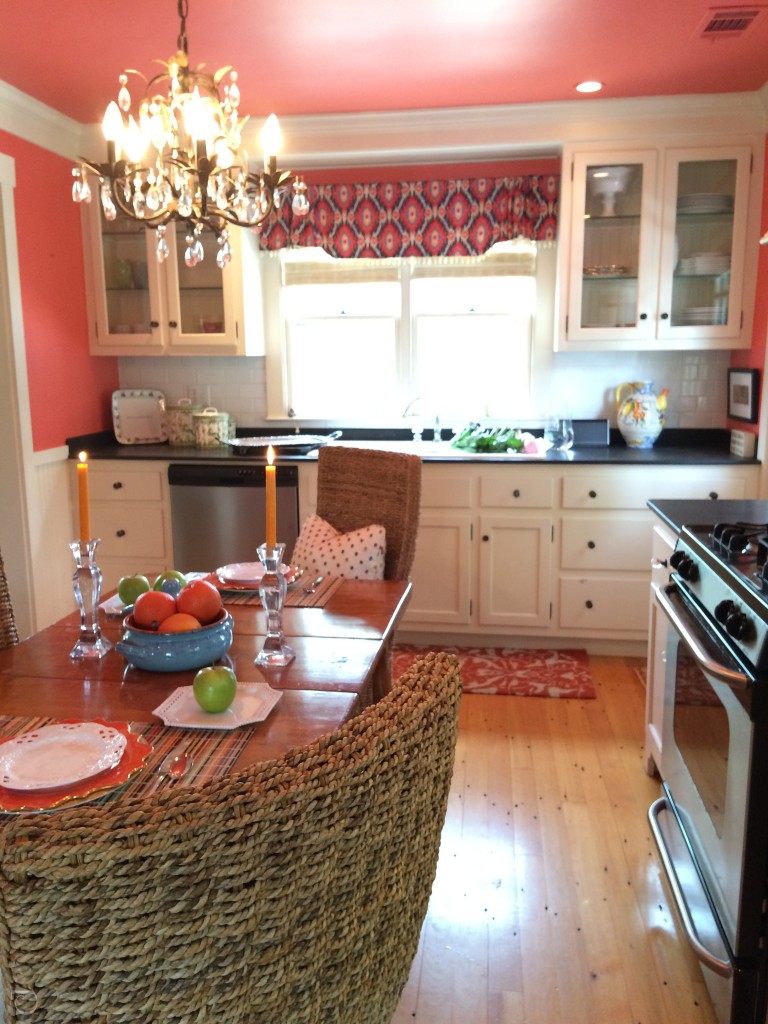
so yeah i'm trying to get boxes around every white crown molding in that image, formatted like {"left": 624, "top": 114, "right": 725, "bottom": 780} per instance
{"left": 2, "top": 78, "right": 766, "bottom": 169}
{"left": 0, "top": 81, "right": 84, "bottom": 160}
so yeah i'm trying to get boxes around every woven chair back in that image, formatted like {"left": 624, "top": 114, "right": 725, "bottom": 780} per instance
{"left": 0, "top": 549, "right": 18, "bottom": 649}
{"left": 315, "top": 446, "right": 422, "bottom": 580}
{"left": 0, "top": 651, "right": 461, "bottom": 1024}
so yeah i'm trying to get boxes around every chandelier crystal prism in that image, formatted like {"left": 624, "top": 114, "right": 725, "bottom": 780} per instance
{"left": 71, "top": 0, "right": 309, "bottom": 267}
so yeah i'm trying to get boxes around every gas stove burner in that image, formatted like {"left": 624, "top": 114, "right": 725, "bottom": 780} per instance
{"left": 710, "top": 521, "right": 768, "bottom": 561}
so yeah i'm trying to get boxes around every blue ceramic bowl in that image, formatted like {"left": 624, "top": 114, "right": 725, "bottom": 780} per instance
{"left": 116, "top": 609, "right": 234, "bottom": 672}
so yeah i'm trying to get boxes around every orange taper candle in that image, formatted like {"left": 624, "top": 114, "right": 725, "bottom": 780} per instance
{"left": 265, "top": 446, "right": 277, "bottom": 549}
{"left": 77, "top": 451, "right": 91, "bottom": 542}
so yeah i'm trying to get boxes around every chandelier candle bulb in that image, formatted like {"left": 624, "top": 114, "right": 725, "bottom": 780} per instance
{"left": 77, "top": 451, "right": 91, "bottom": 542}
{"left": 265, "top": 446, "right": 277, "bottom": 549}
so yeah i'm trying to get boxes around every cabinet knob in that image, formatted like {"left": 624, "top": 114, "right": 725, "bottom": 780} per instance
{"left": 708, "top": 491, "right": 719, "bottom": 500}
{"left": 150, "top": 321, "right": 160, "bottom": 328}
{"left": 639, "top": 313, "right": 648, "bottom": 321}
{"left": 112, "top": 481, "right": 123, "bottom": 490}
{"left": 585, "top": 600, "right": 594, "bottom": 609}
{"left": 169, "top": 321, "right": 178, "bottom": 329}
{"left": 482, "top": 534, "right": 490, "bottom": 542}
{"left": 588, "top": 490, "right": 597, "bottom": 499}
{"left": 660, "top": 312, "right": 669, "bottom": 320}
{"left": 116, "top": 529, "right": 126, "bottom": 538}
{"left": 512, "top": 489, "right": 521, "bottom": 498}
{"left": 587, "top": 540, "right": 596, "bottom": 549}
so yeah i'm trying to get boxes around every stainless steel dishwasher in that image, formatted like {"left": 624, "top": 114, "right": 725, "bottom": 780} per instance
{"left": 168, "top": 463, "right": 300, "bottom": 572}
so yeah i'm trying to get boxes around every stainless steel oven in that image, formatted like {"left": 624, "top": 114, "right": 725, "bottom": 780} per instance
{"left": 649, "top": 521, "right": 768, "bottom": 1024}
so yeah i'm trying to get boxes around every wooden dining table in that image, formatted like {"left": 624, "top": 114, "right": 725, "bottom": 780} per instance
{"left": 0, "top": 578, "right": 411, "bottom": 780}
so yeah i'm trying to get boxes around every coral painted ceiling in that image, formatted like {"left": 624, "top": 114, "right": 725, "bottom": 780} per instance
{"left": 1, "top": 0, "right": 768, "bottom": 124}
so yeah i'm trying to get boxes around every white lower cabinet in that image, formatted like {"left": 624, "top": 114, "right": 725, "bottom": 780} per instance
{"left": 74, "top": 460, "right": 175, "bottom": 592}
{"left": 400, "top": 460, "right": 758, "bottom": 645}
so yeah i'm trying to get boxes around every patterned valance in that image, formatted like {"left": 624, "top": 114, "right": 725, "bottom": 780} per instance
{"left": 257, "top": 175, "right": 558, "bottom": 258}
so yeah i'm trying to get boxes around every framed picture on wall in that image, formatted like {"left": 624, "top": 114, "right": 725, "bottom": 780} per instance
{"left": 728, "top": 368, "right": 760, "bottom": 423}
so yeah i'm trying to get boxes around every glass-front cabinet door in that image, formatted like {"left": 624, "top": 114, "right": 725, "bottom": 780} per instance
{"left": 93, "top": 215, "right": 165, "bottom": 351}
{"left": 565, "top": 149, "right": 659, "bottom": 344}
{"left": 82, "top": 200, "right": 264, "bottom": 356}
{"left": 657, "top": 146, "right": 752, "bottom": 342}
{"left": 559, "top": 143, "right": 756, "bottom": 351}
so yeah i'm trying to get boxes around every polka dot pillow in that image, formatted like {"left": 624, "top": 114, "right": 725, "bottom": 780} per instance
{"left": 292, "top": 515, "right": 386, "bottom": 580}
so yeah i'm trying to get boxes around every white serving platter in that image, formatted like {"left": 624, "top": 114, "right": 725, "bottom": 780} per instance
{"left": 112, "top": 389, "right": 168, "bottom": 444}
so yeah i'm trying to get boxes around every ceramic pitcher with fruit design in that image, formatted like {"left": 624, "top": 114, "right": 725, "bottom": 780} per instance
{"left": 615, "top": 380, "right": 669, "bottom": 449}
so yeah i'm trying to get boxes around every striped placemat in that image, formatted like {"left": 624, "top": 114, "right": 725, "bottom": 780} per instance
{"left": 0, "top": 716, "right": 251, "bottom": 810}
{"left": 221, "top": 575, "right": 344, "bottom": 608}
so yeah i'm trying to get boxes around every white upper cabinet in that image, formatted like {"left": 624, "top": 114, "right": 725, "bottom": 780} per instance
{"left": 556, "top": 141, "right": 760, "bottom": 351}
{"left": 81, "top": 203, "right": 266, "bottom": 356}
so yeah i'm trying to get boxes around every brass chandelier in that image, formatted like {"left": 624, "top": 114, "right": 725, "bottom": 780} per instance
{"left": 71, "top": 0, "right": 308, "bottom": 268}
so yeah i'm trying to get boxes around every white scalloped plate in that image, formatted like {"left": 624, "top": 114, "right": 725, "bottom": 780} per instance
{"left": 112, "top": 389, "right": 167, "bottom": 444}
{"left": 0, "top": 723, "right": 127, "bottom": 791}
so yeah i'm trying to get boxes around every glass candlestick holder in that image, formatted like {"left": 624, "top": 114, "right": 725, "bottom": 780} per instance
{"left": 255, "top": 542, "right": 295, "bottom": 667}
{"left": 69, "top": 538, "right": 112, "bottom": 660}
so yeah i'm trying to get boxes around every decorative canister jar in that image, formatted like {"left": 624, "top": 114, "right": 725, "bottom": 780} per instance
{"left": 193, "top": 407, "right": 230, "bottom": 448}
{"left": 167, "top": 398, "right": 202, "bottom": 446}
{"left": 615, "top": 381, "right": 669, "bottom": 449}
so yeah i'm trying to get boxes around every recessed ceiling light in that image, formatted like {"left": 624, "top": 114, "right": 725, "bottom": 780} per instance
{"left": 576, "top": 81, "right": 603, "bottom": 94}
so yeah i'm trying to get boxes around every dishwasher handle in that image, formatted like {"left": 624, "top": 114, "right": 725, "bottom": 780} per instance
{"left": 168, "top": 464, "right": 299, "bottom": 488}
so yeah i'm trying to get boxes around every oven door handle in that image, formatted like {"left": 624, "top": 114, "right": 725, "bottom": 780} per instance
{"left": 648, "top": 796, "right": 734, "bottom": 978}
{"left": 654, "top": 583, "right": 750, "bottom": 690}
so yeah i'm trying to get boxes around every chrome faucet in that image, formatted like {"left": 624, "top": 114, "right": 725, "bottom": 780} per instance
{"left": 433, "top": 415, "right": 442, "bottom": 442}
{"left": 401, "top": 397, "right": 421, "bottom": 418}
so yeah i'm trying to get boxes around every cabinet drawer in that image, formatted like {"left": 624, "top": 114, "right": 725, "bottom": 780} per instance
{"left": 559, "top": 576, "right": 649, "bottom": 631}
{"left": 92, "top": 504, "right": 169, "bottom": 559}
{"left": 421, "top": 467, "right": 473, "bottom": 508}
{"left": 89, "top": 466, "right": 166, "bottom": 503}
{"left": 560, "top": 514, "right": 652, "bottom": 571}
{"left": 561, "top": 470, "right": 752, "bottom": 510}
{"left": 480, "top": 472, "right": 553, "bottom": 509}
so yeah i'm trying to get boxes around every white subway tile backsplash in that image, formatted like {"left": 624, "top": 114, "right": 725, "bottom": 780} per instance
{"left": 120, "top": 345, "right": 732, "bottom": 432}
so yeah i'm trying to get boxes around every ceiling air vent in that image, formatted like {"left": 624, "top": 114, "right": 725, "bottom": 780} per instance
{"left": 698, "top": 7, "right": 765, "bottom": 35}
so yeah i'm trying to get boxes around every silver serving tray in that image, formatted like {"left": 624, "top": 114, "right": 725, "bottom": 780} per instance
{"left": 224, "top": 430, "right": 342, "bottom": 456}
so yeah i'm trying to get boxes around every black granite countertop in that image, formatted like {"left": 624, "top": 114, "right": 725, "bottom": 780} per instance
{"left": 648, "top": 499, "right": 768, "bottom": 533}
{"left": 67, "top": 427, "right": 759, "bottom": 467}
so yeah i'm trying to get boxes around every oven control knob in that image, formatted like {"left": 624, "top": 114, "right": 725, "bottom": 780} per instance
{"left": 726, "top": 609, "right": 754, "bottom": 642}
{"left": 715, "top": 600, "right": 736, "bottom": 624}
{"left": 669, "top": 550, "right": 698, "bottom": 582}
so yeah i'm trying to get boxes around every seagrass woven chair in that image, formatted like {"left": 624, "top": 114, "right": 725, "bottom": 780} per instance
{"left": 315, "top": 446, "right": 422, "bottom": 581}
{"left": 0, "top": 651, "right": 461, "bottom": 1024}
{"left": 0, "top": 549, "right": 18, "bottom": 650}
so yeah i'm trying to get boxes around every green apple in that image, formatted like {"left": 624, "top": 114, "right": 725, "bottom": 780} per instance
{"left": 117, "top": 573, "right": 151, "bottom": 606}
{"left": 192, "top": 666, "right": 237, "bottom": 713}
{"left": 153, "top": 569, "right": 188, "bottom": 596}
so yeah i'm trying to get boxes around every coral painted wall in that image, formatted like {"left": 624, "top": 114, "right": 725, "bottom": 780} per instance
{"left": 0, "top": 130, "right": 119, "bottom": 451}
{"left": 726, "top": 135, "right": 768, "bottom": 434}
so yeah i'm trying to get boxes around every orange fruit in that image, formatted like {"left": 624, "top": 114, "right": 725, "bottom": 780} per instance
{"left": 158, "top": 612, "right": 202, "bottom": 633}
{"left": 176, "top": 579, "right": 223, "bottom": 625}
{"left": 132, "top": 590, "right": 177, "bottom": 630}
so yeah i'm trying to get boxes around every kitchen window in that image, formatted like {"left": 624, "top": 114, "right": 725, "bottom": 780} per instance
{"left": 265, "top": 243, "right": 537, "bottom": 423}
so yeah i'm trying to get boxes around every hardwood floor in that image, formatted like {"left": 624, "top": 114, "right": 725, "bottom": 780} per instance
{"left": 391, "top": 654, "right": 719, "bottom": 1024}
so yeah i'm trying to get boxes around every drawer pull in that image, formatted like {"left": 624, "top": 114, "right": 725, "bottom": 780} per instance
{"left": 588, "top": 490, "right": 597, "bottom": 499}
{"left": 709, "top": 491, "right": 719, "bottom": 500}
{"left": 112, "top": 481, "right": 123, "bottom": 490}
{"left": 482, "top": 534, "right": 490, "bottom": 542}
{"left": 116, "top": 529, "right": 126, "bottom": 538}
{"left": 587, "top": 540, "right": 596, "bottom": 549}
{"left": 585, "top": 600, "right": 594, "bottom": 609}
{"left": 512, "top": 489, "right": 521, "bottom": 498}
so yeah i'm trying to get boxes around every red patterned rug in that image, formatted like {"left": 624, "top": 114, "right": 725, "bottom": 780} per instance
{"left": 393, "top": 645, "right": 596, "bottom": 699}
